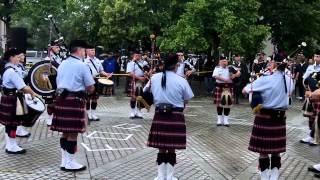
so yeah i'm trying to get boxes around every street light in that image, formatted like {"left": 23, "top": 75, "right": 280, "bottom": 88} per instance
{"left": 150, "top": 34, "right": 156, "bottom": 67}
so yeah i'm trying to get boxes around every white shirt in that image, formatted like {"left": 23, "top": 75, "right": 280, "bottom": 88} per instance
{"left": 57, "top": 56, "right": 95, "bottom": 92}
{"left": 303, "top": 63, "right": 320, "bottom": 80}
{"left": 84, "top": 56, "right": 104, "bottom": 77}
{"left": 126, "top": 60, "right": 148, "bottom": 77}
{"left": 144, "top": 71, "right": 194, "bottom": 108}
{"left": 244, "top": 71, "right": 294, "bottom": 109}
{"left": 176, "top": 61, "right": 195, "bottom": 77}
{"left": 2, "top": 63, "right": 26, "bottom": 90}
{"left": 16, "top": 63, "right": 28, "bottom": 79}
{"left": 212, "top": 66, "right": 232, "bottom": 83}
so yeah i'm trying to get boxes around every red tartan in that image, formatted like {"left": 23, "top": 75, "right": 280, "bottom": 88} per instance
{"left": 311, "top": 98, "right": 320, "bottom": 113}
{"left": 248, "top": 110, "right": 286, "bottom": 154}
{"left": 0, "top": 95, "right": 22, "bottom": 126}
{"left": 147, "top": 111, "right": 186, "bottom": 149}
{"left": 127, "top": 79, "right": 144, "bottom": 97}
{"left": 50, "top": 95, "right": 87, "bottom": 133}
{"left": 213, "top": 84, "right": 234, "bottom": 107}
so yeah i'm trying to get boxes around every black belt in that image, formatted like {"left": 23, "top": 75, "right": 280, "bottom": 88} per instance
{"left": 260, "top": 108, "right": 285, "bottom": 116}
{"left": 216, "top": 83, "right": 233, "bottom": 88}
{"left": 2, "top": 87, "right": 17, "bottom": 96}
{"left": 60, "top": 90, "right": 86, "bottom": 99}
{"left": 155, "top": 107, "right": 184, "bottom": 112}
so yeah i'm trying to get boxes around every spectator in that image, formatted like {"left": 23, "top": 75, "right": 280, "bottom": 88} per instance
{"left": 102, "top": 52, "right": 117, "bottom": 94}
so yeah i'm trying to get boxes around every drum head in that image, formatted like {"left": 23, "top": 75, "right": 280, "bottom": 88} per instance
{"left": 98, "top": 79, "right": 114, "bottom": 85}
{"left": 25, "top": 94, "right": 46, "bottom": 112}
{"left": 27, "top": 60, "right": 58, "bottom": 96}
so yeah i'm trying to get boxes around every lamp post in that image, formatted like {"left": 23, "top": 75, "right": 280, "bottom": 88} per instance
{"left": 150, "top": 34, "right": 156, "bottom": 59}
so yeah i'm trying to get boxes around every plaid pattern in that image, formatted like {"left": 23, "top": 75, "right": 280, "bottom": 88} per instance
{"left": 213, "top": 83, "right": 234, "bottom": 107}
{"left": 312, "top": 98, "right": 320, "bottom": 114}
{"left": 20, "top": 107, "right": 42, "bottom": 127}
{"left": 0, "top": 95, "right": 21, "bottom": 126}
{"left": 127, "top": 79, "right": 144, "bottom": 97}
{"left": 147, "top": 111, "right": 186, "bottom": 149}
{"left": 50, "top": 95, "right": 87, "bottom": 133}
{"left": 248, "top": 109, "right": 286, "bottom": 154}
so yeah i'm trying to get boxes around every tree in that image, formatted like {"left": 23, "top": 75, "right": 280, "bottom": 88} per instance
{"left": 158, "top": 0, "right": 270, "bottom": 61}
{"left": 259, "top": 0, "right": 320, "bottom": 56}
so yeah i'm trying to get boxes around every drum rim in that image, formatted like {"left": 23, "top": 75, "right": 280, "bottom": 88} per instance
{"left": 98, "top": 78, "right": 114, "bottom": 85}
{"left": 25, "top": 95, "right": 46, "bottom": 112}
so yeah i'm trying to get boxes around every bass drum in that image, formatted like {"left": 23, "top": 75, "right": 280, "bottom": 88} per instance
{"left": 27, "top": 60, "right": 58, "bottom": 97}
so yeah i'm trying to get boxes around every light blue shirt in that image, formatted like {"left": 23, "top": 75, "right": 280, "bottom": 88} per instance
{"left": 126, "top": 60, "right": 148, "bottom": 77}
{"left": 176, "top": 61, "right": 196, "bottom": 77}
{"left": 16, "top": 63, "right": 28, "bottom": 79}
{"left": 144, "top": 71, "right": 194, "bottom": 108}
{"left": 84, "top": 56, "right": 104, "bottom": 76}
{"left": 303, "top": 63, "right": 320, "bottom": 80}
{"left": 2, "top": 63, "right": 26, "bottom": 90}
{"left": 212, "top": 66, "right": 232, "bottom": 83}
{"left": 244, "top": 71, "right": 294, "bottom": 109}
{"left": 56, "top": 56, "right": 95, "bottom": 92}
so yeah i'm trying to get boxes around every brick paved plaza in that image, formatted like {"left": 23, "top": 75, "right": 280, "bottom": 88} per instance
{"left": 0, "top": 89, "right": 319, "bottom": 179}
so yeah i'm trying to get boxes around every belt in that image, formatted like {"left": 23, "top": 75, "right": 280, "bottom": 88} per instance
{"left": 60, "top": 90, "right": 86, "bottom": 99}
{"left": 260, "top": 108, "right": 286, "bottom": 115}
{"left": 155, "top": 107, "right": 184, "bottom": 112}
{"left": 216, "top": 83, "right": 233, "bottom": 88}
{"left": 2, "top": 87, "right": 17, "bottom": 96}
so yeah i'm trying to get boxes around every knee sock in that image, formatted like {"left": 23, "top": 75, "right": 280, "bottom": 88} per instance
{"left": 130, "top": 101, "right": 136, "bottom": 109}
{"left": 5, "top": 125, "right": 17, "bottom": 138}
{"left": 91, "top": 101, "right": 97, "bottom": 110}
{"left": 259, "top": 157, "right": 270, "bottom": 172}
{"left": 217, "top": 107, "right": 223, "bottom": 115}
{"left": 65, "top": 140, "right": 77, "bottom": 154}
{"left": 271, "top": 156, "right": 281, "bottom": 169}
{"left": 86, "top": 101, "right": 90, "bottom": 110}
{"left": 166, "top": 153, "right": 177, "bottom": 166}
{"left": 224, "top": 108, "right": 230, "bottom": 116}
{"left": 156, "top": 153, "right": 166, "bottom": 165}
{"left": 60, "top": 137, "right": 67, "bottom": 150}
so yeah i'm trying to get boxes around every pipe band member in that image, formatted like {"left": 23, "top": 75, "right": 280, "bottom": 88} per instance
{"left": 50, "top": 40, "right": 95, "bottom": 172}
{"left": 145, "top": 54, "right": 194, "bottom": 180}
{"left": 212, "top": 55, "right": 240, "bottom": 126}
{"left": 15, "top": 49, "right": 32, "bottom": 137}
{"left": 45, "top": 40, "right": 63, "bottom": 126}
{"left": 85, "top": 45, "right": 112, "bottom": 121}
{"left": 0, "top": 48, "right": 38, "bottom": 154}
{"left": 300, "top": 50, "right": 320, "bottom": 146}
{"left": 126, "top": 51, "right": 149, "bottom": 119}
{"left": 242, "top": 54, "right": 294, "bottom": 180}
{"left": 176, "top": 52, "right": 196, "bottom": 78}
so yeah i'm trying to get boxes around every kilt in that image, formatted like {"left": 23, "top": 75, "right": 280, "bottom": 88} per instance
{"left": 127, "top": 79, "right": 144, "bottom": 97}
{"left": 0, "top": 95, "right": 21, "bottom": 126}
{"left": 50, "top": 95, "right": 87, "bottom": 133}
{"left": 248, "top": 109, "right": 286, "bottom": 154}
{"left": 147, "top": 111, "right": 186, "bottom": 149}
{"left": 312, "top": 98, "right": 320, "bottom": 114}
{"left": 214, "top": 83, "right": 234, "bottom": 107}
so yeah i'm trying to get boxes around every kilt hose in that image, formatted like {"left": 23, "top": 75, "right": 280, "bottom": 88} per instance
{"left": 50, "top": 95, "right": 87, "bottom": 133}
{"left": 147, "top": 111, "right": 186, "bottom": 150}
{"left": 214, "top": 83, "right": 234, "bottom": 107}
{"left": 248, "top": 109, "right": 286, "bottom": 154}
{"left": 0, "top": 95, "right": 22, "bottom": 126}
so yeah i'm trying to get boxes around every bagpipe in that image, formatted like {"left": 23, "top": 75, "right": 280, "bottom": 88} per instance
{"left": 302, "top": 71, "right": 320, "bottom": 117}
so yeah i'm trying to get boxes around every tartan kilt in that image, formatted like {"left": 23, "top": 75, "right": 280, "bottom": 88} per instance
{"left": 248, "top": 109, "right": 286, "bottom": 154}
{"left": 127, "top": 79, "right": 144, "bottom": 97}
{"left": 147, "top": 111, "right": 186, "bottom": 149}
{"left": 312, "top": 98, "right": 320, "bottom": 114}
{"left": 50, "top": 96, "right": 87, "bottom": 133}
{"left": 214, "top": 83, "right": 234, "bottom": 107}
{"left": 0, "top": 95, "right": 22, "bottom": 126}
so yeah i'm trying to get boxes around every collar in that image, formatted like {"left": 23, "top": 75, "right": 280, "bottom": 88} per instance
{"left": 70, "top": 55, "right": 81, "bottom": 61}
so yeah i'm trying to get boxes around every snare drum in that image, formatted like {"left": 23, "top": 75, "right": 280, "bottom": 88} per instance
{"left": 20, "top": 94, "right": 45, "bottom": 127}
{"left": 97, "top": 78, "right": 114, "bottom": 96}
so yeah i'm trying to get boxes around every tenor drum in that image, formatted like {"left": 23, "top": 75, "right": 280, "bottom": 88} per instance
{"left": 21, "top": 94, "right": 45, "bottom": 127}
{"left": 97, "top": 78, "right": 114, "bottom": 96}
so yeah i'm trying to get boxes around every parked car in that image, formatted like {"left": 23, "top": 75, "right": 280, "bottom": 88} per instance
{"left": 26, "top": 50, "right": 47, "bottom": 65}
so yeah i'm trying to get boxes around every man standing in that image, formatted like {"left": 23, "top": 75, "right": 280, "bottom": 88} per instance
{"left": 51, "top": 40, "right": 95, "bottom": 171}
{"left": 252, "top": 52, "right": 266, "bottom": 74}
{"left": 176, "top": 52, "right": 196, "bottom": 78}
{"left": 232, "top": 54, "right": 249, "bottom": 104}
{"left": 126, "top": 51, "right": 148, "bottom": 119}
{"left": 85, "top": 46, "right": 112, "bottom": 121}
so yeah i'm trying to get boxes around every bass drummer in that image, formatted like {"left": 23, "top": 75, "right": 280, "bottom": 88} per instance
{"left": 85, "top": 45, "right": 112, "bottom": 121}
{"left": 0, "top": 49, "right": 38, "bottom": 154}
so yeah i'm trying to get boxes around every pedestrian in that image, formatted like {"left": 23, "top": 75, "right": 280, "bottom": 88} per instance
{"left": 50, "top": 40, "right": 95, "bottom": 171}
{"left": 145, "top": 54, "right": 194, "bottom": 180}
{"left": 242, "top": 54, "right": 294, "bottom": 180}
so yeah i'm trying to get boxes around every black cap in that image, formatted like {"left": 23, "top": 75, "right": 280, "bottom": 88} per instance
{"left": 69, "top": 40, "right": 88, "bottom": 51}
{"left": 273, "top": 54, "right": 284, "bottom": 63}
{"left": 3, "top": 48, "right": 20, "bottom": 62}
{"left": 315, "top": 49, "right": 320, "bottom": 55}
{"left": 219, "top": 55, "right": 227, "bottom": 60}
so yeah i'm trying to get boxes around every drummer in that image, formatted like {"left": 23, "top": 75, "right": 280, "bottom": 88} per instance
{"left": 15, "top": 50, "right": 32, "bottom": 137}
{"left": 0, "top": 48, "right": 38, "bottom": 154}
{"left": 50, "top": 40, "right": 95, "bottom": 171}
{"left": 126, "top": 51, "right": 149, "bottom": 119}
{"left": 85, "top": 45, "right": 112, "bottom": 121}
{"left": 45, "top": 40, "right": 63, "bottom": 126}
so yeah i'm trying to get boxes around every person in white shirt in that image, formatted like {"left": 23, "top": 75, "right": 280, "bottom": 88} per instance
{"left": 84, "top": 45, "right": 112, "bottom": 121}
{"left": 145, "top": 53, "right": 194, "bottom": 180}
{"left": 212, "top": 55, "right": 240, "bottom": 126}
{"left": 176, "top": 52, "right": 196, "bottom": 78}
{"left": 126, "top": 51, "right": 149, "bottom": 118}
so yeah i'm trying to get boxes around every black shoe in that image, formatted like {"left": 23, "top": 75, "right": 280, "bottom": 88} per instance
{"left": 299, "top": 139, "right": 310, "bottom": 144}
{"left": 62, "top": 165, "right": 87, "bottom": 172}
{"left": 315, "top": 173, "right": 320, "bottom": 178}
{"left": 309, "top": 142, "right": 318, "bottom": 146}
{"left": 224, "top": 124, "right": 230, "bottom": 127}
{"left": 217, "top": 124, "right": 222, "bottom": 126}
{"left": 308, "top": 166, "right": 320, "bottom": 173}
{"left": 5, "top": 149, "right": 26, "bottom": 154}
{"left": 60, "top": 167, "right": 65, "bottom": 170}
{"left": 91, "top": 118, "right": 100, "bottom": 121}
{"left": 134, "top": 116, "right": 143, "bottom": 119}
{"left": 16, "top": 133, "right": 31, "bottom": 138}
